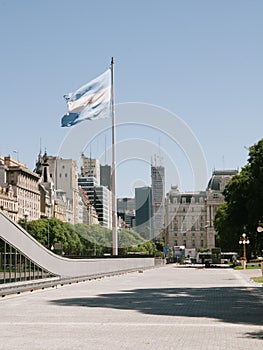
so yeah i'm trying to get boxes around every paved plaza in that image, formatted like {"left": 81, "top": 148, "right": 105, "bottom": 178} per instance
{"left": 0, "top": 265, "right": 263, "bottom": 350}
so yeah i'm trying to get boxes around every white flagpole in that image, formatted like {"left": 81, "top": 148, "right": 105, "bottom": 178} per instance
{"left": 111, "top": 57, "right": 118, "bottom": 255}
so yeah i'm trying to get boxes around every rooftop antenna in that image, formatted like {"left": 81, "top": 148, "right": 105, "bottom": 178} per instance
{"left": 89, "top": 145, "right": 92, "bottom": 175}
{"left": 39, "top": 137, "right": 42, "bottom": 155}
{"left": 158, "top": 137, "right": 163, "bottom": 165}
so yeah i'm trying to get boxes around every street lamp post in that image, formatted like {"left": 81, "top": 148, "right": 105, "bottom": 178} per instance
{"left": 239, "top": 233, "right": 250, "bottom": 269}
{"left": 257, "top": 225, "right": 263, "bottom": 233}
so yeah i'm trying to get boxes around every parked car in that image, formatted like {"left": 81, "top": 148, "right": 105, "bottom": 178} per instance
{"left": 183, "top": 258, "right": 192, "bottom": 264}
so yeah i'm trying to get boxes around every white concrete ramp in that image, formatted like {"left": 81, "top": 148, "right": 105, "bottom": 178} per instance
{"left": 0, "top": 212, "right": 154, "bottom": 278}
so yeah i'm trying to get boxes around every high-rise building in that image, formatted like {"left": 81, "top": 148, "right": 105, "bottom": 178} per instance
{"left": 100, "top": 164, "right": 111, "bottom": 190}
{"left": 94, "top": 186, "right": 112, "bottom": 229}
{"left": 79, "top": 188, "right": 99, "bottom": 225}
{"left": 151, "top": 163, "right": 165, "bottom": 239}
{"left": 117, "top": 197, "right": 136, "bottom": 228}
{"left": 135, "top": 186, "right": 152, "bottom": 239}
{"left": 78, "top": 176, "right": 99, "bottom": 205}
{"left": 78, "top": 176, "right": 112, "bottom": 229}
{"left": 44, "top": 156, "right": 78, "bottom": 224}
{"left": 81, "top": 153, "right": 100, "bottom": 185}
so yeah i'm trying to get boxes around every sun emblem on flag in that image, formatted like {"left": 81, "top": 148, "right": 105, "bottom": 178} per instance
{"left": 87, "top": 97, "right": 94, "bottom": 105}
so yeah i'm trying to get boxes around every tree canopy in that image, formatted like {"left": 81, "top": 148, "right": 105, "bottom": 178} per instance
{"left": 20, "top": 217, "right": 84, "bottom": 255}
{"left": 75, "top": 224, "right": 147, "bottom": 255}
{"left": 20, "top": 219, "right": 157, "bottom": 256}
{"left": 214, "top": 138, "right": 263, "bottom": 258}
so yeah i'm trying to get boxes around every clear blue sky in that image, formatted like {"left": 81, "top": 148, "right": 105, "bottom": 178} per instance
{"left": 0, "top": 0, "right": 262, "bottom": 197}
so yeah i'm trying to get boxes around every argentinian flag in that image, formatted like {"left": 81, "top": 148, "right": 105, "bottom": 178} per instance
{"left": 61, "top": 69, "right": 111, "bottom": 127}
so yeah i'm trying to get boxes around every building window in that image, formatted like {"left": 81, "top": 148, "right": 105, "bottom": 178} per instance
{"left": 201, "top": 240, "right": 204, "bottom": 247}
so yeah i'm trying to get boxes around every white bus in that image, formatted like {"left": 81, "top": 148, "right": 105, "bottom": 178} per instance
{"left": 197, "top": 251, "right": 238, "bottom": 264}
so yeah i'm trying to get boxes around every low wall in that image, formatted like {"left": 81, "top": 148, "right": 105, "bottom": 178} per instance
{"left": 0, "top": 211, "right": 155, "bottom": 278}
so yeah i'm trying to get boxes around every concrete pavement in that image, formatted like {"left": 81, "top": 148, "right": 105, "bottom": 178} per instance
{"left": 0, "top": 265, "right": 263, "bottom": 350}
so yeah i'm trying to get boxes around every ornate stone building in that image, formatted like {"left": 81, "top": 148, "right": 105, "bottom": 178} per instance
{"left": 35, "top": 152, "right": 55, "bottom": 219}
{"left": 3, "top": 156, "right": 40, "bottom": 221}
{"left": 0, "top": 184, "right": 18, "bottom": 222}
{"left": 164, "top": 170, "right": 238, "bottom": 252}
{"left": 164, "top": 186, "right": 207, "bottom": 249}
{"left": 0, "top": 157, "right": 18, "bottom": 221}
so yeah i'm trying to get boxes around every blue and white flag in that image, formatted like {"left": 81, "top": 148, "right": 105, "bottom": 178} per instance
{"left": 61, "top": 69, "right": 111, "bottom": 127}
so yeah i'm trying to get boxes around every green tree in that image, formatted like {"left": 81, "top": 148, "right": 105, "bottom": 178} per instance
{"left": 214, "top": 203, "right": 238, "bottom": 251}
{"left": 21, "top": 219, "right": 48, "bottom": 246}
{"left": 140, "top": 240, "right": 157, "bottom": 255}
{"left": 21, "top": 218, "right": 84, "bottom": 255}
{"left": 128, "top": 240, "right": 157, "bottom": 255}
{"left": 117, "top": 228, "right": 145, "bottom": 255}
{"left": 20, "top": 218, "right": 154, "bottom": 257}
{"left": 74, "top": 224, "right": 112, "bottom": 256}
{"left": 215, "top": 139, "right": 263, "bottom": 257}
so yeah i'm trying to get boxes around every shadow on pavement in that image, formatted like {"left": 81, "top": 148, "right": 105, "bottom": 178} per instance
{"left": 245, "top": 331, "right": 263, "bottom": 339}
{"left": 50, "top": 287, "right": 263, "bottom": 327}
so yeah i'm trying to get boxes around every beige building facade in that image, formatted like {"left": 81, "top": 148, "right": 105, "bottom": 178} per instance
{"left": 81, "top": 154, "right": 100, "bottom": 185}
{"left": 0, "top": 184, "right": 18, "bottom": 222}
{"left": 0, "top": 156, "right": 18, "bottom": 221}
{"left": 46, "top": 156, "right": 78, "bottom": 224}
{"left": 3, "top": 156, "right": 40, "bottom": 221}
{"left": 164, "top": 170, "right": 238, "bottom": 251}
{"left": 164, "top": 187, "right": 207, "bottom": 249}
